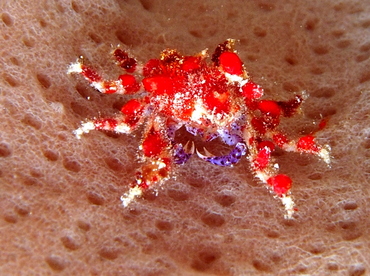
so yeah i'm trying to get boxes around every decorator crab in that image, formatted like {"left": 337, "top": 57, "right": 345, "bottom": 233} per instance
{"left": 68, "top": 39, "right": 330, "bottom": 218}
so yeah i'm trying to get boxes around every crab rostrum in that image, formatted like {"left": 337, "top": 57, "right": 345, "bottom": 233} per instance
{"left": 68, "top": 39, "right": 330, "bottom": 218}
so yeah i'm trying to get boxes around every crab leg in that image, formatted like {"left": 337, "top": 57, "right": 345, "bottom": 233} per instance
{"left": 248, "top": 132, "right": 330, "bottom": 219}
{"left": 67, "top": 56, "right": 140, "bottom": 95}
{"left": 74, "top": 98, "right": 147, "bottom": 139}
{"left": 74, "top": 117, "right": 130, "bottom": 139}
{"left": 245, "top": 138, "right": 295, "bottom": 218}
{"left": 121, "top": 121, "right": 173, "bottom": 207}
{"left": 272, "top": 132, "right": 331, "bottom": 165}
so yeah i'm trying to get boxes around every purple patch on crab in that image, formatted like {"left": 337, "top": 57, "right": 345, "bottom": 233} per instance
{"left": 199, "top": 142, "right": 247, "bottom": 167}
{"left": 218, "top": 131, "right": 243, "bottom": 146}
{"left": 173, "top": 143, "right": 193, "bottom": 165}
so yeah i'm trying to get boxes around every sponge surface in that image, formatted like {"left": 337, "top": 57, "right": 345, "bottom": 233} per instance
{"left": 1, "top": 1, "right": 369, "bottom": 275}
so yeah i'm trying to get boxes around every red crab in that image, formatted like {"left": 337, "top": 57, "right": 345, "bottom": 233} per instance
{"left": 68, "top": 39, "right": 330, "bottom": 218}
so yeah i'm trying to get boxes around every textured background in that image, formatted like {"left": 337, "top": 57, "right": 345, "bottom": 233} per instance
{"left": 1, "top": 0, "right": 369, "bottom": 275}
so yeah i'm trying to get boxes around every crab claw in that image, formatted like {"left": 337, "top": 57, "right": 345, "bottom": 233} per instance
{"left": 197, "top": 142, "right": 247, "bottom": 167}
{"left": 196, "top": 147, "right": 214, "bottom": 158}
{"left": 173, "top": 141, "right": 195, "bottom": 165}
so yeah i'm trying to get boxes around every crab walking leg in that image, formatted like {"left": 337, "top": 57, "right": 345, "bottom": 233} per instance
{"left": 74, "top": 117, "right": 131, "bottom": 139}
{"left": 247, "top": 139, "right": 296, "bottom": 219}
{"left": 67, "top": 61, "right": 140, "bottom": 95}
{"left": 121, "top": 156, "right": 172, "bottom": 207}
{"left": 121, "top": 122, "right": 173, "bottom": 207}
{"left": 74, "top": 98, "right": 147, "bottom": 139}
{"left": 272, "top": 132, "right": 331, "bottom": 165}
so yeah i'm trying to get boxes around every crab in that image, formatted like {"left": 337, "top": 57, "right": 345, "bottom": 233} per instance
{"left": 68, "top": 39, "right": 330, "bottom": 218}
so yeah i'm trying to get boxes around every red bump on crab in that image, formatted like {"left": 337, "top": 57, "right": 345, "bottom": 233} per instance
{"left": 253, "top": 146, "right": 272, "bottom": 171}
{"left": 258, "top": 100, "right": 281, "bottom": 117}
{"left": 119, "top": 74, "right": 140, "bottom": 94}
{"left": 181, "top": 56, "right": 202, "bottom": 72}
{"left": 143, "top": 76, "right": 174, "bottom": 95}
{"left": 241, "top": 81, "right": 264, "bottom": 101}
{"left": 219, "top": 51, "right": 243, "bottom": 75}
{"left": 267, "top": 174, "right": 292, "bottom": 196}
{"left": 121, "top": 99, "right": 144, "bottom": 127}
{"left": 297, "top": 135, "right": 319, "bottom": 153}
{"left": 142, "top": 133, "right": 165, "bottom": 157}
